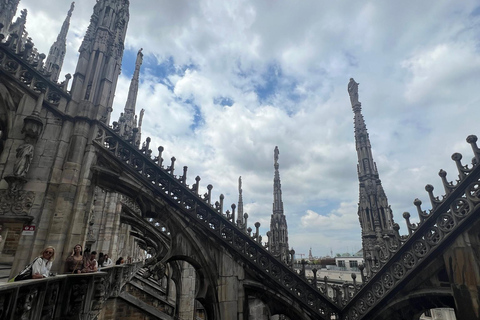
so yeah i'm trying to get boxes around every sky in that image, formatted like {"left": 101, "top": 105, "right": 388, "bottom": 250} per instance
{"left": 15, "top": 0, "right": 480, "bottom": 258}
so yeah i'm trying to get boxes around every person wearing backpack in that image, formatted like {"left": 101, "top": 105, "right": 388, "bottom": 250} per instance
{"left": 12, "top": 246, "right": 55, "bottom": 281}
{"left": 31, "top": 246, "right": 55, "bottom": 278}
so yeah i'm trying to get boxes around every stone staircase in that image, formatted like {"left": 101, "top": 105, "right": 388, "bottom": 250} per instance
{"left": 99, "top": 268, "right": 176, "bottom": 320}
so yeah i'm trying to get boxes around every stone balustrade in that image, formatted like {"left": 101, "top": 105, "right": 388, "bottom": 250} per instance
{"left": 0, "top": 262, "right": 142, "bottom": 320}
{"left": 0, "top": 45, "right": 71, "bottom": 107}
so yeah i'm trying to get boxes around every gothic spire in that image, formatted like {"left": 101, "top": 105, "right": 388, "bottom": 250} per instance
{"left": 7, "top": 8, "right": 27, "bottom": 53}
{"left": 115, "top": 48, "right": 143, "bottom": 144}
{"left": 125, "top": 48, "right": 143, "bottom": 114}
{"left": 348, "top": 78, "right": 395, "bottom": 275}
{"left": 70, "top": 0, "right": 129, "bottom": 122}
{"left": 273, "top": 146, "right": 283, "bottom": 215}
{"left": 269, "top": 146, "right": 289, "bottom": 262}
{"left": 0, "top": 0, "right": 20, "bottom": 32}
{"left": 45, "top": 2, "right": 75, "bottom": 82}
{"left": 237, "top": 176, "right": 244, "bottom": 226}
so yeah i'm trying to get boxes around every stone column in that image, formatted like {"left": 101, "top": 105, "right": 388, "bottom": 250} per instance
{"left": 216, "top": 252, "right": 246, "bottom": 319}
{"left": 99, "top": 192, "right": 120, "bottom": 254}
{"left": 167, "top": 264, "right": 176, "bottom": 306}
{"left": 248, "top": 296, "right": 270, "bottom": 320}
{"left": 443, "top": 221, "right": 480, "bottom": 319}
{"left": 108, "top": 197, "right": 123, "bottom": 260}
{"left": 178, "top": 261, "right": 196, "bottom": 320}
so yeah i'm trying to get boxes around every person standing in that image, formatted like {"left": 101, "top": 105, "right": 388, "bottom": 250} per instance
{"left": 83, "top": 251, "right": 98, "bottom": 273}
{"left": 65, "top": 244, "right": 84, "bottom": 274}
{"left": 103, "top": 254, "right": 113, "bottom": 267}
{"left": 97, "top": 252, "right": 105, "bottom": 268}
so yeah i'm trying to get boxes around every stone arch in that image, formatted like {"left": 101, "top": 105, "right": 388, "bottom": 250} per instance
{"left": 370, "top": 288, "right": 455, "bottom": 320}
{"left": 91, "top": 164, "right": 222, "bottom": 319}
{"left": 244, "top": 282, "right": 316, "bottom": 320}
{"left": 248, "top": 295, "right": 271, "bottom": 320}
{"left": 163, "top": 235, "right": 219, "bottom": 319}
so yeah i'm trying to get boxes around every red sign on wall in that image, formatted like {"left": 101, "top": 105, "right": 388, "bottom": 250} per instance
{"left": 22, "top": 225, "right": 35, "bottom": 235}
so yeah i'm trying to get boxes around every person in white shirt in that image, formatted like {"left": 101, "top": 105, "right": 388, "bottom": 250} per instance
{"left": 103, "top": 254, "right": 113, "bottom": 267}
{"left": 32, "top": 246, "right": 55, "bottom": 279}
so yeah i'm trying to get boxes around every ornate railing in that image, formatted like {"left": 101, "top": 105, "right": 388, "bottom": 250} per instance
{"left": 95, "top": 121, "right": 480, "bottom": 319}
{"left": 0, "top": 45, "right": 70, "bottom": 106}
{"left": 94, "top": 123, "right": 340, "bottom": 318}
{"left": 342, "top": 135, "right": 480, "bottom": 319}
{"left": 0, "top": 263, "right": 142, "bottom": 320}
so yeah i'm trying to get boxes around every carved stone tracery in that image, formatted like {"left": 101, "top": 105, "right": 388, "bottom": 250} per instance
{"left": 120, "top": 194, "right": 141, "bottom": 216}
{"left": 0, "top": 187, "right": 34, "bottom": 216}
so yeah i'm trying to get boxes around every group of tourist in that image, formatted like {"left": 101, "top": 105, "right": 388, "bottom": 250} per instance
{"left": 13, "top": 245, "right": 129, "bottom": 281}
{"left": 64, "top": 244, "right": 118, "bottom": 274}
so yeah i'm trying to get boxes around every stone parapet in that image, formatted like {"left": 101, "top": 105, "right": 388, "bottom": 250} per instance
{"left": 0, "top": 45, "right": 71, "bottom": 111}
{"left": 0, "top": 262, "right": 142, "bottom": 320}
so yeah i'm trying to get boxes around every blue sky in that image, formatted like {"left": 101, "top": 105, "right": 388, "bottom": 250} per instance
{"left": 19, "top": 0, "right": 480, "bottom": 258}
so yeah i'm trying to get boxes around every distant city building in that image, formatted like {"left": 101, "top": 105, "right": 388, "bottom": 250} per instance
{"left": 334, "top": 256, "right": 363, "bottom": 271}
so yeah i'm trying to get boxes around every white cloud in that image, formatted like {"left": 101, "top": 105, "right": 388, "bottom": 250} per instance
{"left": 15, "top": 0, "right": 480, "bottom": 257}
{"left": 403, "top": 43, "right": 480, "bottom": 106}
{"left": 300, "top": 202, "right": 358, "bottom": 231}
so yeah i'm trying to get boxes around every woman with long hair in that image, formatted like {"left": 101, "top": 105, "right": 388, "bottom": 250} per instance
{"left": 32, "top": 246, "right": 55, "bottom": 279}
{"left": 65, "top": 244, "right": 84, "bottom": 274}
{"left": 97, "top": 252, "right": 105, "bottom": 268}
{"left": 103, "top": 254, "right": 113, "bottom": 267}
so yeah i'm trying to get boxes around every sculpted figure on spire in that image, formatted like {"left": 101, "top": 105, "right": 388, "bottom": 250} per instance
{"left": 274, "top": 146, "right": 280, "bottom": 171}
{"left": 348, "top": 78, "right": 360, "bottom": 106}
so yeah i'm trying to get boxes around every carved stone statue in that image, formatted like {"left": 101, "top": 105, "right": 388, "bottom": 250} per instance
{"left": 13, "top": 142, "right": 34, "bottom": 177}
{"left": 348, "top": 78, "right": 360, "bottom": 106}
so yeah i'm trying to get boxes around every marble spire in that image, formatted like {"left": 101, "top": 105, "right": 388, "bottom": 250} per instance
{"left": 349, "top": 78, "right": 395, "bottom": 275}
{"left": 45, "top": 2, "right": 75, "bottom": 82}
{"left": 70, "top": 0, "right": 129, "bottom": 123}
{"left": 269, "top": 146, "right": 289, "bottom": 262}
{"left": 115, "top": 48, "right": 144, "bottom": 144}
{"left": 237, "top": 176, "right": 244, "bottom": 226}
{"left": 123, "top": 48, "right": 143, "bottom": 130}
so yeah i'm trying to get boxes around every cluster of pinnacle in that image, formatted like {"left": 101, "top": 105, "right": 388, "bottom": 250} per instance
{"left": 0, "top": 1, "right": 75, "bottom": 84}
